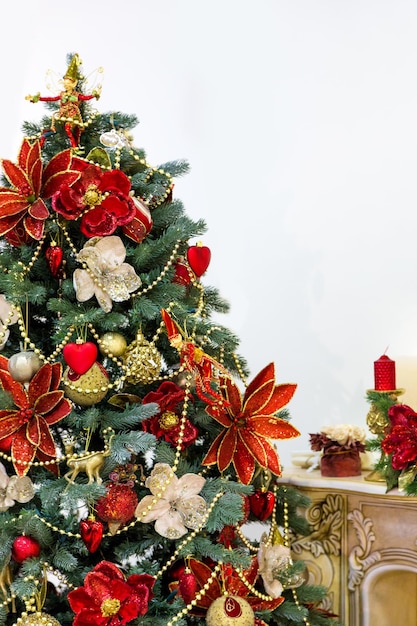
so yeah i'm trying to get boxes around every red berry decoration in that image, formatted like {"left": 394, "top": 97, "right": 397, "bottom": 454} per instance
{"left": 187, "top": 242, "right": 211, "bottom": 277}
{"left": 249, "top": 490, "right": 276, "bottom": 521}
{"left": 45, "top": 243, "right": 63, "bottom": 277}
{"left": 96, "top": 483, "right": 138, "bottom": 534}
{"left": 80, "top": 516, "right": 104, "bottom": 553}
{"left": 63, "top": 341, "right": 98, "bottom": 375}
{"left": 11, "top": 536, "right": 41, "bottom": 563}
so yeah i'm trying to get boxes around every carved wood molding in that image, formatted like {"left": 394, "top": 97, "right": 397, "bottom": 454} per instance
{"left": 347, "top": 508, "right": 381, "bottom": 591}
{"left": 292, "top": 493, "right": 344, "bottom": 557}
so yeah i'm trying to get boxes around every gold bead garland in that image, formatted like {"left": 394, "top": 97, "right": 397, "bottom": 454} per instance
{"left": 131, "top": 240, "right": 182, "bottom": 297}
{"left": 232, "top": 352, "right": 247, "bottom": 385}
{"left": 0, "top": 235, "right": 47, "bottom": 279}
{"left": 24, "top": 110, "right": 100, "bottom": 144}
{"left": 17, "top": 237, "right": 46, "bottom": 277}
{"left": 128, "top": 149, "right": 174, "bottom": 207}
{"left": 234, "top": 567, "right": 275, "bottom": 602}
{"left": 281, "top": 487, "right": 310, "bottom": 626}
{"left": 0, "top": 428, "right": 113, "bottom": 474}
{"left": 166, "top": 562, "right": 224, "bottom": 626}
{"left": 6, "top": 560, "right": 75, "bottom": 626}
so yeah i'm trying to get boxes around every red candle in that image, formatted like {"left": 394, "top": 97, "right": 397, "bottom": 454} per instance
{"left": 374, "top": 354, "right": 396, "bottom": 391}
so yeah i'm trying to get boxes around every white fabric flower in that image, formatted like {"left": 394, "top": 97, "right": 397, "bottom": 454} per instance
{"left": 321, "top": 424, "right": 366, "bottom": 446}
{"left": 257, "top": 540, "right": 293, "bottom": 598}
{"left": 0, "top": 462, "right": 35, "bottom": 512}
{"left": 0, "top": 295, "right": 19, "bottom": 350}
{"left": 73, "top": 235, "right": 141, "bottom": 313}
{"left": 135, "top": 463, "right": 207, "bottom": 539}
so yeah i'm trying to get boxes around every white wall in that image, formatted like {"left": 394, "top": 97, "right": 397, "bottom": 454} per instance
{"left": 2, "top": 0, "right": 417, "bottom": 466}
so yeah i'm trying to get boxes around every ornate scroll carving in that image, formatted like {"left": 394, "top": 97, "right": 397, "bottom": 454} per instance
{"left": 291, "top": 493, "right": 344, "bottom": 557}
{"left": 347, "top": 508, "right": 381, "bottom": 591}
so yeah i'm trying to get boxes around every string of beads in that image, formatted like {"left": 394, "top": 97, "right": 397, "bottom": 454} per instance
{"left": 281, "top": 487, "right": 311, "bottom": 626}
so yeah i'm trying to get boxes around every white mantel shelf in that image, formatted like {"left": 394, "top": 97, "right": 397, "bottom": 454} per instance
{"left": 278, "top": 466, "right": 406, "bottom": 497}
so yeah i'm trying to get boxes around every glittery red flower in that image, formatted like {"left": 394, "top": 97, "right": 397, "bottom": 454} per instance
{"left": 52, "top": 160, "right": 145, "bottom": 239}
{"left": 0, "top": 355, "right": 72, "bottom": 476}
{"left": 0, "top": 139, "right": 80, "bottom": 245}
{"left": 68, "top": 561, "right": 155, "bottom": 626}
{"left": 381, "top": 404, "right": 417, "bottom": 470}
{"left": 141, "top": 381, "right": 198, "bottom": 449}
{"left": 202, "top": 363, "right": 299, "bottom": 484}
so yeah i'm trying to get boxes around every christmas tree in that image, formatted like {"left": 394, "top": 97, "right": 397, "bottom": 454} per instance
{"left": 0, "top": 54, "right": 342, "bottom": 626}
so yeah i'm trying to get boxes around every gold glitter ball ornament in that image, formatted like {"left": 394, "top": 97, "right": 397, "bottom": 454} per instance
{"left": 63, "top": 362, "right": 109, "bottom": 406}
{"left": 99, "top": 332, "right": 127, "bottom": 357}
{"left": 206, "top": 596, "right": 255, "bottom": 626}
{"left": 123, "top": 331, "right": 161, "bottom": 384}
{"left": 18, "top": 612, "right": 62, "bottom": 626}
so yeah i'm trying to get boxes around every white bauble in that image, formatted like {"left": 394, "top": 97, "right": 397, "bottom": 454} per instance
{"left": 8, "top": 351, "right": 42, "bottom": 383}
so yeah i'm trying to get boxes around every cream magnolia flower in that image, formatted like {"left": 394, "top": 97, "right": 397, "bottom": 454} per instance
{"left": 320, "top": 424, "right": 366, "bottom": 446}
{"left": 135, "top": 463, "right": 208, "bottom": 539}
{"left": 0, "top": 462, "right": 35, "bottom": 512}
{"left": 73, "top": 235, "right": 141, "bottom": 313}
{"left": 0, "top": 295, "right": 19, "bottom": 350}
{"left": 257, "top": 540, "right": 292, "bottom": 598}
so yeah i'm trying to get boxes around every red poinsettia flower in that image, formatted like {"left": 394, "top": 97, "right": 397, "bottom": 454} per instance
{"left": 202, "top": 363, "right": 299, "bottom": 484}
{"left": 141, "top": 381, "right": 198, "bottom": 449}
{"left": 52, "top": 159, "right": 151, "bottom": 242}
{"left": 381, "top": 404, "right": 417, "bottom": 470}
{"left": 177, "top": 557, "right": 284, "bottom": 617}
{"left": 0, "top": 355, "right": 72, "bottom": 475}
{"left": 68, "top": 561, "right": 155, "bottom": 626}
{"left": 0, "top": 139, "right": 80, "bottom": 245}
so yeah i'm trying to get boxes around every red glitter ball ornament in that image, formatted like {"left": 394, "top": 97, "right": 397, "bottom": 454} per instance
{"left": 96, "top": 483, "right": 138, "bottom": 534}
{"left": 12, "top": 536, "right": 41, "bottom": 562}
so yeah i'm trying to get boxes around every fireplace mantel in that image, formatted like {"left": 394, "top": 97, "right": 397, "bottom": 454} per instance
{"left": 280, "top": 467, "right": 417, "bottom": 626}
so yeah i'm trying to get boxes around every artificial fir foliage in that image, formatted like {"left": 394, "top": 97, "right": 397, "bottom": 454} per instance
{"left": 0, "top": 54, "right": 342, "bottom": 626}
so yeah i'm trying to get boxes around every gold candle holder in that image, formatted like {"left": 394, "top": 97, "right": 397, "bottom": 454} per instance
{"left": 364, "top": 388, "right": 404, "bottom": 482}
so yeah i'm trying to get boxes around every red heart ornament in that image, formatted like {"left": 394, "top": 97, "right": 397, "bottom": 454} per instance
{"left": 80, "top": 517, "right": 103, "bottom": 553}
{"left": 45, "top": 245, "right": 63, "bottom": 277}
{"left": 187, "top": 243, "right": 211, "bottom": 277}
{"left": 63, "top": 342, "right": 98, "bottom": 375}
{"left": 249, "top": 490, "right": 276, "bottom": 521}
